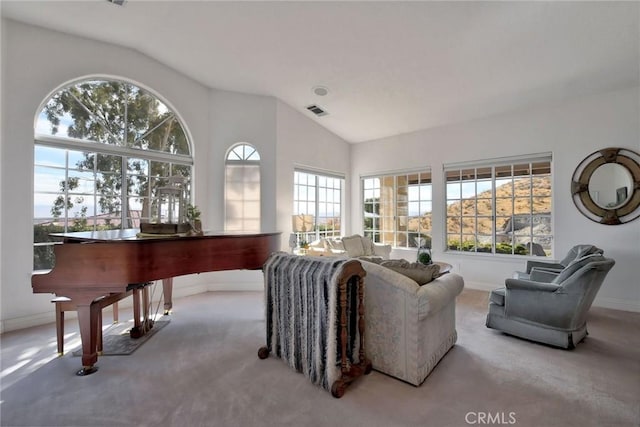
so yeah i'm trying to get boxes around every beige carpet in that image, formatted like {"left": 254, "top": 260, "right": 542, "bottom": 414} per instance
{"left": 1, "top": 289, "right": 638, "bottom": 427}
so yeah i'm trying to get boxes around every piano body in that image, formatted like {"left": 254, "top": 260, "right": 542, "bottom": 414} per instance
{"left": 32, "top": 229, "right": 280, "bottom": 375}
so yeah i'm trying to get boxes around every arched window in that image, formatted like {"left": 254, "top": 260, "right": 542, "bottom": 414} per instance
{"left": 225, "top": 143, "right": 261, "bottom": 231}
{"left": 33, "top": 78, "right": 193, "bottom": 270}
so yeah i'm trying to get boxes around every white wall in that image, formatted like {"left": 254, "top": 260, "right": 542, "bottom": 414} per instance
{"left": 0, "top": 19, "right": 5, "bottom": 326}
{"left": 351, "top": 87, "right": 640, "bottom": 312}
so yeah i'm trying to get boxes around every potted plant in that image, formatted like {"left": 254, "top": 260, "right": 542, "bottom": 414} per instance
{"left": 186, "top": 204, "right": 202, "bottom": 235}
{"left": 417, "top": 247, "right": 432, "bottom": 265}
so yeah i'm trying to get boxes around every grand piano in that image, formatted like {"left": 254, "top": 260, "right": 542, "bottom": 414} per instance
{"left": 32, "top": 229, "right": 280, "bottom": 375}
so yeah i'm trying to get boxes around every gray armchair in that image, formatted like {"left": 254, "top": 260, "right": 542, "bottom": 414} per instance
{"left": 513, "top": 244, "right": 603, "bottom": 280}
{"left": 486, "top": 254, "right": 615, "bottom": 349}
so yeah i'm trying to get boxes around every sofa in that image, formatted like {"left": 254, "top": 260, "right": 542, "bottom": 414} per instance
{"left": 308, "top": 234, "right": 392, "bottom": 261}
{"left": 360, "top": 259, "right": 464, "bottom": 386}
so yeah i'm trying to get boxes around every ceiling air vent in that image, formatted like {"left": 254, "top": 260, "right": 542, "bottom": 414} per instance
{"left": 306, "top": 104, "right": 328, "bottom": 117}
{"left": 106, "top": 0, "right": 127, "bottom": 6}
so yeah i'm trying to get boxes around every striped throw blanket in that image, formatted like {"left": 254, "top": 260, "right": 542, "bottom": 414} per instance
{"left": 263, "top": 252, "right": 362, "bottom": 392}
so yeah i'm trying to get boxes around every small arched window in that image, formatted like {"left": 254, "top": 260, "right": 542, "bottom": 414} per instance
{"left": 225, "top": 143, "right": 261, "bottom": 231}
{"left": 33, "top": 77, "right": 193, "bottom": 270}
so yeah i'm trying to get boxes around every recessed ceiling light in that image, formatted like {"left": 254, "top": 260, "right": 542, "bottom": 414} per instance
{"left": 312, "top": 86, "right": 329, "bottom": 97}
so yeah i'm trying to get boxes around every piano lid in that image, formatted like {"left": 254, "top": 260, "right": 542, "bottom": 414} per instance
{"left": 51, "top": 229, "right": 281, "bottom": 242}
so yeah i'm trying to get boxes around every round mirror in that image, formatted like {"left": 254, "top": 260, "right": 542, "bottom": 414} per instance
{"left": 588, "top": 163, "right": 633, "bottom": 209}
{"left": 571, "top": 147, "right": 640, "bottom": 225}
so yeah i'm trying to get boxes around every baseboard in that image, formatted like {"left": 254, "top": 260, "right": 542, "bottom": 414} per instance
{"left": 591, "top": 296, "right": 640, "bottom": 313}
{"left": 207, "top": 282, "right": 262, "bottom": 292}
{"left": 0, "top": 283, "right": 208, "bottom": 334}
{"left": 0, "top": 312, "right": 55, "bottom": 334}
{"left": 462, "top": 280, "right": 495, "bottom": 293}
{"left": 463, "top": 281, "right": 640, "bottom": 313}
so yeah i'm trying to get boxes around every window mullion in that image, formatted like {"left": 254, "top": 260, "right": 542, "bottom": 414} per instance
{"left": 474, "top": 169, "right": 479, "bottom": 254}
{"left": 315, "top": 175, "right": 320, "bottom": 241}
{"left": 64, "top": 151, "right": 70, "bottom": 232}
{"left": 132, "top": 114, "right": 174, "bottom": 147}
{"left": 491, "top": 167, "right": 497, "bottom": 254}
{"left": 511, "top": 165, "right": 516, "bottom": 255}
{"left": 458, "top": 179, "right": 463, "bottom": 251}
{"left": 122, "top": 156, "right": 128, "bottom": 228}
{"left": 124, "top": 85, "right": 128, "bottom": 147}
{"left": 393, "top": 176, "right": 398, "bottom": 247}
{"left": 93, "top": 152, "right": 98, "bottom": 232}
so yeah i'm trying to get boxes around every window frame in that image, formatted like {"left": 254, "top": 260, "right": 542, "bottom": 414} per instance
{"left": 224, "top": 143, "right": 261, "bottom": 232}
{"left": 293, "top": 168, "right": 344, "bottom": 243}
{"left": 361, "top": 169, "right": 433, "bottom": 248}
{"left": 444, "top": 153, "right": 553, "bottom": 257}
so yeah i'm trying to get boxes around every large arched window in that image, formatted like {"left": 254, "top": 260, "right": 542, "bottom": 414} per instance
{"left": 225, "top": 143, "right": 261, "bottom": 231}
{"left": 33, "top": 78, "right": 193, "bottom": 270}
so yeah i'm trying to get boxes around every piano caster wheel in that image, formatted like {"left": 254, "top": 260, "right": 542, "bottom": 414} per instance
{"left": 76, "top": 366, "right": 99, "bottom": 376}
{"left": 258, "top": 347, "right": 270, "bottom": 359}
{"left": 130, "top": 327, "right": 142, "bottom": 339}
{"left": 163, "top": 309, "right": 171, "bottom": 316}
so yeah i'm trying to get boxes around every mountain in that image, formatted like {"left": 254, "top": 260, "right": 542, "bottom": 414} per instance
{"left": 409, "top": 176, "right": 551, "bottom": 250}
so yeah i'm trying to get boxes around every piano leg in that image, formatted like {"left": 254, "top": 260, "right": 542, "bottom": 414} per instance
{"left": 141, "top": 285, "right": 153, "bottom": 333}
{"left": 130, "top": 283, "right": 152, "bottom": 338}
{"left": 75, "top": 301, "right": 100, "bottom": 376}
{"left": 130, "top": 286, "right": 143, "bottom": 338}
{"left": 163, "top": 278, "right": 173, "bottom": 315}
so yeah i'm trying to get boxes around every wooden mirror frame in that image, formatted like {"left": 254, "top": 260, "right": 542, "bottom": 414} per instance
{"left": 571, "top": 147, "right": 640, "bottom": 225}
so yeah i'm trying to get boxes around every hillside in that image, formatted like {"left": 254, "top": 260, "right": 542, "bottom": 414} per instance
{"left": 409, "top": 176, "right": 551, "bottom": 248}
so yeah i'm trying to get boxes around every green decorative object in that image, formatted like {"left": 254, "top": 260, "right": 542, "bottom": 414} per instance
{"left": 417, "top": 247, "right": 432, "bottom": 265}
{"left": 185, "top": 204, "right": 203, "bottom": 235}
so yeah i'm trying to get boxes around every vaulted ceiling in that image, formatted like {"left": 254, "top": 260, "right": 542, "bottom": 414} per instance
{"left": 2, "top": 1, "right": 638, "bottom": 143}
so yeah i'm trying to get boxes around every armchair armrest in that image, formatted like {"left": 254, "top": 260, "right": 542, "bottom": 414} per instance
{"left": 529, "top": 268, "right": 560, "bottom": 283}
{"left": 329, "top": 249, "right": 347, "bottom": 256}
{"left": 416, "top": 273, "right": 464, "bottom": 319}
{"left": 503, "top": 279, "right": 575, "bottom": 327}
{"left": 525, "top": 260, "right": 563, "bottom": 273}
{"left": 505, "top": 278, "right": 561, "bottom": 293}
{"left": 372, "top": 243, "right": 392, "bottom": 259}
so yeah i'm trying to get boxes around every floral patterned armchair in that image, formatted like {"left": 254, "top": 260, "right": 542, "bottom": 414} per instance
{"left": 360, "top": 260, "right": 464, "bottom": 386}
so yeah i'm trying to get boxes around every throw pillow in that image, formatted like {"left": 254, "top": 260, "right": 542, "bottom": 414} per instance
{"left": 325, "top": 239, "right": 345, "bottom": 252}
{"left": 342, "top": 235, "right": 366, "bottom": 257}
{"left": 380, "top": 259, "right": 441, "bottom": 285}
{"left": 361, "top": 235, "right": 375, "bottom": 256}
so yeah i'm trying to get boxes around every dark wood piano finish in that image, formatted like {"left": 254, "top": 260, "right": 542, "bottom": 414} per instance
{"left": 32, "top": 229, "right": 280, "bottom": 374}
